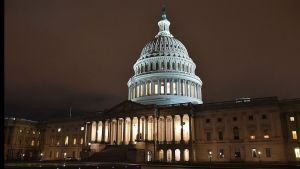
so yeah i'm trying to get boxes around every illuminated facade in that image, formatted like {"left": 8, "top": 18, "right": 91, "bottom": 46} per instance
{"left": 4, "top": 8, "right": 300, "bottom": 164}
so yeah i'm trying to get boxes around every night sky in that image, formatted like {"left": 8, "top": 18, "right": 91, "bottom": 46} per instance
{"left": 5, "top": 0, "right": 300, "bottom": 120}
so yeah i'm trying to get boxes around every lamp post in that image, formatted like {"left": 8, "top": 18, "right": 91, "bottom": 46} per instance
{"left": 208, "top": 151, "right": 212, "bottom": 168}
{"left": 258, "top": 151, "right": 261, "bottom": 164}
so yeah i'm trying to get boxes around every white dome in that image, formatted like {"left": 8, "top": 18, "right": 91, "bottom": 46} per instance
{"left": 127, "top": 8, "right": 203, "bottom": 105}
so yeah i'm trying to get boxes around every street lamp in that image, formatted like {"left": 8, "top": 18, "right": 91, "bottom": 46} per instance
{"left": 258, "top": 151, "right": 261, "bottom": 163}
{"left": 40, "top": 153, "right": 43, "bottom": 161}
{"left": 208, "top": 151, "right": 212, "bottom": 168}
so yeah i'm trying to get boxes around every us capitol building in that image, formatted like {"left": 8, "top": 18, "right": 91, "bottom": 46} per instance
{"left": 4, "top": 8, "right": 300, "bottom": 163}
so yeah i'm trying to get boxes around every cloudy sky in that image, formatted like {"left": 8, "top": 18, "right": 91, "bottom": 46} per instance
{"left": 5, "top": 0, "right": 300, "bottom": 120}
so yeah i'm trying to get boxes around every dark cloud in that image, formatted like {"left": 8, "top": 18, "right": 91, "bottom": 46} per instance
{"left": 5, "top": 0, "right": 300, "bottom": 120}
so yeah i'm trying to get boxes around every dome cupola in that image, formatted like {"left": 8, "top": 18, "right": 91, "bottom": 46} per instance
{"left": 127, "top": 7, "right": 203, "bottom": 105}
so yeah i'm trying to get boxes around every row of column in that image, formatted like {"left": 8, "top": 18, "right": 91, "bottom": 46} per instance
{"left": 88, "top": 114, "right": 192, "bottom": 145}
{"left": 135, "top": 61, "right": 194, "bottom": 75}
{"left": 128, "top": 79, "right": 201, "bottom": 100}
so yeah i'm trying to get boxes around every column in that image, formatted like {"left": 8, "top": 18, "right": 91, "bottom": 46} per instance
{"left": 145, "top": 117, "right": 148, "bottom": 141}
{"left": 172, "top": 115, "right": 175, "bottom": 143}
{"left": 130, "top": 117, "right": 133, "bottom": 144}
{"left": 151, "top": 80, "right": 154, "bottom": 96}
{"left": 158, "top": 79, "right": 160, "bottom": 94}
{"left": 189, "top": 114, "right": 192, "bottom": 144}
{"left": 123, "top": 118, "right": 126, "bottom": 145}
{"left": 109, "top": 120, "right": 112, "bottom": 144}
{"left": 102, "top": 120, "right": 105, "bottom": 144}
{"left": 177, "top": 79, "right": 180, "bottom": 96}
{"left": 137, "top": 117, "right": 140, "bottom": 141}
{"left": 116, "top": 120, "right": 119, "bottom": 144}
{"left": 84, "top": 122, "right": 88, "bottom": 146}
{"left": 171, "top": 79, "right": 174, "bottom": 95}
{"left": 164, "top": 116, "right": 167, "bottom": 143}
{"left": 180, "top": 115, "right": 184, "bottom": 142}
{"left": 164, "top": 79, "right": 167, "bottom": 95}
{"left": 95, "top": 121, "right": 98, "bottom": 143}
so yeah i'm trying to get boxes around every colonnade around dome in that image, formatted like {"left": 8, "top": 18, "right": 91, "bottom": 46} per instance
{"left": 128, "top": 79, "right": 202, "bottom": 101}
{"left": 134, "top": 58, "right": 196, "bottom": 75}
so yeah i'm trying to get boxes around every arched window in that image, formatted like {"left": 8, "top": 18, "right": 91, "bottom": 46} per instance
{"left": 175, "top": 149, "right": 181, "bottom": 161}
{"left": 233, "top": 127, "right": 239, "bottom": 140}
{"left": 147, "top": 116, "right": 153, "bottom": 140}
{"left": 183, "top": 114, "right": 190, "bottom": 142}
{"left": 174, "top": 115, "right": 181, "bottom": 142}
{"left": 150, "top": 62, "right": 153, "bottom": 71}
{"left": 158, "top": 117, "right": 165, "bottom": 142}
{"left": 156, "top": 62, "right": 159, "bottom": 70}
{"left": 172, "top": 62, "right": 175, "bottom": 70}
{"left": 184, "top": 149, "right": 189, "bottom": 161}
{"left": 161, "top": 62, "right": 165, "bottom": 70}
{"left": 159, "top": 149, "right": 164, "bottom": 161}
{"left": 178, "top": 63, "right": 181, "bottom": 71}
{"left": 167, "top": 149, "right": 172, "bottom": 162}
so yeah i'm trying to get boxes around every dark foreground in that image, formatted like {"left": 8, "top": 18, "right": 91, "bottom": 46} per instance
{"left": 4, "top": 162, "right": 300, "bottom": 169}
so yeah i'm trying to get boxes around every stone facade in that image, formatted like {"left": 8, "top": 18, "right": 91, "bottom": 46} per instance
{"left": 4, "top": 118, "right": 43, "bottom": 161}
{"left": 4, "top": 8, "right": 300, "bottom": 164}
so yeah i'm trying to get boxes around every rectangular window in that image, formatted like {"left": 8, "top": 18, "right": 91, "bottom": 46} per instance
{"left": 295, "top": 148, "right": 300, "bottom": 158}
{"left": 234, "top": 149, "right": 241, "bottom": 158}
{"left": 219, "top": 149, "right": 224, "bottom": 158}
{"left": 182, "top": 81, "right": 185, "bottom": 96}
{"left": 218, "top": 131, "right": 223, "bottom": 140}
{"left": 173, "top": 81, "right": 177, "bottom": 95}
{"left": 249, "top": 115, "right": 254, "bottom": 120}
{"left": 136, "top": 85, "right": 140, "bottom": 97}
{"left": 187, "top": 83, "right": 190, "bottom": 96}
{"left": 191, "top": 85, "right": 194, "bottom": 97}
{"left": 292, "top": 131, "right": 298, "bottom": 140}
{"left": 154, "top": 82, "right": 158, "bottom": 94}
{"left": 146, "top": 82, "right": 151, "bottom": 96}
{"left": 161, "top": 81, "right": 165, "bottom": 94}
{"left": 80, "top": 138, "right": 84, "bottom": 145}
{"left": 264, "top": 135, "right": 270, "bottom": 139}
{"left": 250, "top": 135, "right": 255, "bottom": 140}
{"left": 266, "top": 148, "right": 271, "bottom": 158}
{"left": 290, "top": 116, "right": 295, "bottom": 121}
{"left": 251, "top": 148, "right": 257, "bottom": 158}
{"left": 206, "top": 132, "right": 211, "bottom": 141}
{"left": 73, "top": 138, "right": 77, "bottom": 145}
{"left": 81, "top": 127, "right": 84, "bottom": 131}
{"left": 140, "top": 84, "right": 144, "bottom": 96}
{"left": 167, "top": 82, "right": 170, "bottom": 94}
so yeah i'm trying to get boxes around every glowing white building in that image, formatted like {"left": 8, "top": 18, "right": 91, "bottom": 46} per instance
{"left": 127, "top": 8, "right": 203, "bottom": 105}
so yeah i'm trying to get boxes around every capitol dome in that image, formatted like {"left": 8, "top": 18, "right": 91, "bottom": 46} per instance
{"left": 127, "top": 8, "right": 203, "bottom": 105}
